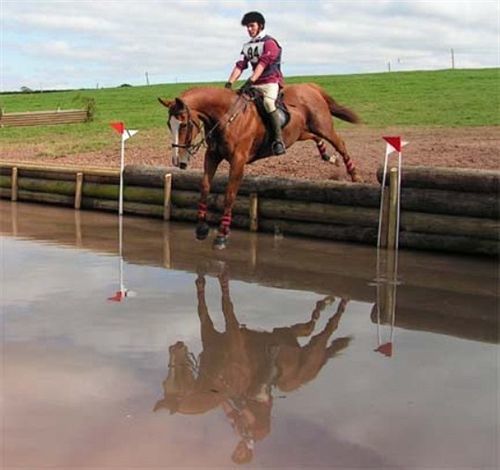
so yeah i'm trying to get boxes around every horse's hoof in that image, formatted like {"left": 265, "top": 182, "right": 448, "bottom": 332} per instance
{"left": 213, "top": 235, "right": 227, "bottom": 250}
{"left": 195, "top": 223, "right": 210, "bottom": 240}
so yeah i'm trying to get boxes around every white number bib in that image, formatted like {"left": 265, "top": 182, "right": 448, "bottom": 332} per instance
{"left": 242, "top": 39, "right": 265, "bottom": 65}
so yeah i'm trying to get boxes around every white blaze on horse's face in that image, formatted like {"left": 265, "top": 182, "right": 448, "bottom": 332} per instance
{"left": 169, "top": 115, "right": 181, "bottom": 167}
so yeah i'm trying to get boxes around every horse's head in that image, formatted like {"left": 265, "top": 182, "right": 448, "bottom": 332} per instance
{"left": 154, "top": 340, "right": 221, "bottom": 415}
{"left": 158, "top": 97, "right": 203, "bottom": 169}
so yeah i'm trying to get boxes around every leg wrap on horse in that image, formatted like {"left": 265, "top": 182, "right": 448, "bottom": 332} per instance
{"left": 316, "top": 139, "right": 329, "bottom": 161}
{"left": 197, "top": 202, "right": 208, "bottom": 220}
{"left": 219, "top": 213, "right": 232, "bottom": 236}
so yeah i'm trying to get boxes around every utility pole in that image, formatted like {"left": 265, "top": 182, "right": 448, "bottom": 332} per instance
{"left": 387, "top": 61, "right": 391, "bottom": 72}
{"left": 145, "top": 72, "right": 150, "bottom": 86}
{"left": 450, "top": 48, "right": 455, "bottom": 69}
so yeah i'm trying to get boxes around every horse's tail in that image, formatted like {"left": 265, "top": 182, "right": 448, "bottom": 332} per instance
{"left": 313, "top": 84, "right": 360, "bottom": 124}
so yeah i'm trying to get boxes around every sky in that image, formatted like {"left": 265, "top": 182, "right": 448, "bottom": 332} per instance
{"left": 0, "top": 0, "right": 498, "bottom": 91}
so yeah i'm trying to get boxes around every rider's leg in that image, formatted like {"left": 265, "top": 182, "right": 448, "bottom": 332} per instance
{"left": 254, "top": 83, "right": 285, "bottom": 155}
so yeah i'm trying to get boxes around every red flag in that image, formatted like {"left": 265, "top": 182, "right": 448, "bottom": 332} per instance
{"left": 374, "top": 342, "right": 393, "bottom": 357}
{"left": 110, "top": 122, "right": 125, "bottom": 134}
{"left": 383, "top": 136, "right": 402, "bottom": 153}
{"left": 108, "top": 290, "right": 125, "bottom": 302}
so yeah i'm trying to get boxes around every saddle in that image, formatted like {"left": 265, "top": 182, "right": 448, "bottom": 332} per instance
{"left": 240, "top": 87, "right": 291, "bottom": 129}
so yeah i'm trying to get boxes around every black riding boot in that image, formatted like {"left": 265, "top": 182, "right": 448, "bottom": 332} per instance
{"left": 269, "top": 110, "right": 286, "bottom": 155}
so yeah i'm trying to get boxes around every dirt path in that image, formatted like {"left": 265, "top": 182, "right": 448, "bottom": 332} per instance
{"left": 1, "top": 126, "right": 498, "bottom": 183}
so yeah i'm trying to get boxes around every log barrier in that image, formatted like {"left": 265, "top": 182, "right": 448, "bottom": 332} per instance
{"left": 0, "top": 162, "right": 498, "bottom": 256}
{"left": 0, "top": 108, "right": 90, "bottom": 127}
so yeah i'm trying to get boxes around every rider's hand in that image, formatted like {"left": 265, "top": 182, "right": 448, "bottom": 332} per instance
{"left": 224, "top": 81, "right": 232, "bottom": 89}
{"left": 240, "top": 78, "right": 254, "bottom": 92}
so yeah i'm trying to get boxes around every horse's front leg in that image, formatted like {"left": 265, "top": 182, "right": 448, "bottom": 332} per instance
{"left": 196, "top": 151, "right": 220, "bottom": 240}
{"left": 213, "top": 158, "right": 245, "bottom": 250}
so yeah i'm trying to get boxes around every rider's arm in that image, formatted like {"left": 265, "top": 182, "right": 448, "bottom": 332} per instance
{"left": 227, "top": 65, "right": 243, "bottom": 85}
{"left": 249, "top": 62, "right": 265, "bottom": 83}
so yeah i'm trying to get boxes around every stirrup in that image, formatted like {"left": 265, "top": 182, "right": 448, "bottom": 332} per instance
{"left": 272, "top": 140, "right": 286, "bottom": 155}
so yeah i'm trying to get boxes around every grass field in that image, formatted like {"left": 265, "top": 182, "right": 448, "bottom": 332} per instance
{"left": 1, "top": 68, "right": 498, "bottom": 154}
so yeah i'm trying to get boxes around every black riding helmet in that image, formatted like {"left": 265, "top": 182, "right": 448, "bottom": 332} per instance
{"left": 241, "top": 11, "right": 265, "bottom": 28}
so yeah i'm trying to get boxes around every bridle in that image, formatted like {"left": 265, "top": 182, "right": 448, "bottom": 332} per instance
{"left": 169, "top": 94, "right": 248, "bottom": 159}
{"left": 170, "top": 107, "right": 206, "bottom": 158}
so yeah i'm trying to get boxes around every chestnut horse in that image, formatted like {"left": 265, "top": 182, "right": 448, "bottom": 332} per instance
{"left": 159, "top": 84, "right": 360, "bottom": 248}
{"left": 154, "top": 270, "right": 351, "bottom": 464}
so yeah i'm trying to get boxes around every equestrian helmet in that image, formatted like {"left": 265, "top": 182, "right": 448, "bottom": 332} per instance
{"left": 241, "top": 11, "right": 265, "bottom": 28}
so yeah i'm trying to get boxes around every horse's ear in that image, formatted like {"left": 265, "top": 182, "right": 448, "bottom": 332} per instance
{"left": 174, "top": 97, "right": 186, "bottom": 111}
{"left": 158, "top": 97, "right": 174, "bottom": 108}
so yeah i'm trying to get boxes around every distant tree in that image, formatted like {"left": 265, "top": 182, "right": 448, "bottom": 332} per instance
{"left": 119, "top": 83, "right": 132, "bottom": 87}
{"left": 20, "top": 86, "right": 33, "bottom": 93}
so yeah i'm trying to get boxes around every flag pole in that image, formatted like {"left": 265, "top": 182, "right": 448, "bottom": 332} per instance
{"left": 119, "top": 134, "right": 125, "bottom": 216}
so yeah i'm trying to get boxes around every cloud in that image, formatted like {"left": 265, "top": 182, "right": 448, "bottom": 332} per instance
{"left": 1, "top": 0, "right": 498, "bottom": 91}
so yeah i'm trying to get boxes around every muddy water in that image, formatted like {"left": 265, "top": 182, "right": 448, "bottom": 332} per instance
{"left": 1, "top": 201, "right": 498, "bottom": 469}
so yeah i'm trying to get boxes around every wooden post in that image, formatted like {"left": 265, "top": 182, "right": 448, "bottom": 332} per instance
{"left": 249, "top": 192, "right": 259, "bottom": 232}
{"left": 11, "top": 167, "right": 18, "bottom": 201}
{"left": 387, "top": 167, "right": 400, "bottom": 250}
{"left": 163, "top": 173, "right": 172, "bottom": 220}
{"left": 74, "top": 172, "right": 83, "bottom": 209}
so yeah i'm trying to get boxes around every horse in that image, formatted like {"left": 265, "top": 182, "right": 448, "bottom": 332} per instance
{"left": 158, "top": 83, "right": 360, "bottom": 249}
{"left": 153, "top": 269, "right": 351, "bottom": 464}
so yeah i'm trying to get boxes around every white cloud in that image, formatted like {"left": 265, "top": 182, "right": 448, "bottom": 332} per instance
{"left": 1, "top": 0, "right": 498, "bottom": 91}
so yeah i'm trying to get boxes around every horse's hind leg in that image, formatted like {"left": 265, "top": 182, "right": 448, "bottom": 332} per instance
{"left": 283, "top": 295, "right": 336, "bottom": 338}
{"left": 309, "top": 119, "right": 359, "bottom": 182}
{"left": 314, "top": 137, "right": 340, "bottom": 166}
{"left": 327, "top": 131, "right": 358, "bottom": 182}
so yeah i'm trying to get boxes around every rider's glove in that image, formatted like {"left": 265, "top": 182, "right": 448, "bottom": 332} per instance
{"left": 224, "top": 81, "right": 232, "bottom": 89}
{"left": 240, "top": 78, "right": 254, "bottom": 93}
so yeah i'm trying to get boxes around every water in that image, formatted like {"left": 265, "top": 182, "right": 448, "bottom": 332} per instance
{"left": 1, "top": 200, "right": 498, "bottom": 469}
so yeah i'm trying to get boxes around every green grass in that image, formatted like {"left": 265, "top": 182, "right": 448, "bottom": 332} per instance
{"left": 1, "top": 68, "right": 498, "bottom": 154}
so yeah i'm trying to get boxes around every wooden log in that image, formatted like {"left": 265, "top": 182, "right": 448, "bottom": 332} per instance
{"left": 249, "top": 193, "right": 258, "bottom": 232}
{"left": 163, "top": 173, "right": 172, "bottom": 220}
{"left": 74, "top": 172, "right": 83, "bottom": 209}
{"left": 81, "top": 197, "right": 164, "bottom": 218}
{"left": 0, "top": 175, "right": 11, "bottom": 188}
{"left": 400, "top": 231, "right": 499, "bottom": 256}
{"left": 0, "top": 109, "right": 88, "bottom": 127}
{"left": 17, "top": 177, "right": 76, "bottom": 196}
{"left": 378, "top": 165, "right": 500, "bottom": 193}
{"left": 123, "top": 165, "right": 381, "bottom": 206}
{"left": 11, "top": 167, "right": 18, "bottom": 201}
{"left": 82, "top": 182, "right": 163, "bottom": 204}
{"left": 0, "top": 162, "right": 118, "bottom": 179}
{"left": 400, "top": 187, "right": 499, "bottom": 218}
{"left": 258, "top": 199, "right": 379, "bottom": 226}
{"left": 401, "top": 211, "right": 500, "bottom": 240}
{"left": 12, "top": 190, "right": 74, "bottom": 206}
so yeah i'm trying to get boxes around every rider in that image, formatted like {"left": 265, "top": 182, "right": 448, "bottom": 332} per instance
{"left": 225, "top": 11, "right": 286, "bottom": 156}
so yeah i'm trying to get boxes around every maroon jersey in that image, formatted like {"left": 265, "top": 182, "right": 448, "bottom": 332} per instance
{"left": 235, "top": 35, "right": 284, "bottom": 86}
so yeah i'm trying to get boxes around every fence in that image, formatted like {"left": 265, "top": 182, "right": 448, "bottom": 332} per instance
{"left": 0, "top": 108, "right": 90, "bottom": 127}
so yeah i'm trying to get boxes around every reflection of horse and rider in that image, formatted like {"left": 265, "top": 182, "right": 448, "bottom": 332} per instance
{"left": 154, "top": 269, "right": 351, "bottom": 464}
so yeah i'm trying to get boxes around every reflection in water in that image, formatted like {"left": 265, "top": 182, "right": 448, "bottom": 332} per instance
{"left": 1, "top": 201, "right": 498, "bottom": 468}
{"left": 154, "top": 266, "right": 351, "bottom": 464}
{"left": 107, "top": 215, "right": 136, "bottom": 302}
{"left": 373, "top": 247, "right": 399, "bottom": 358}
